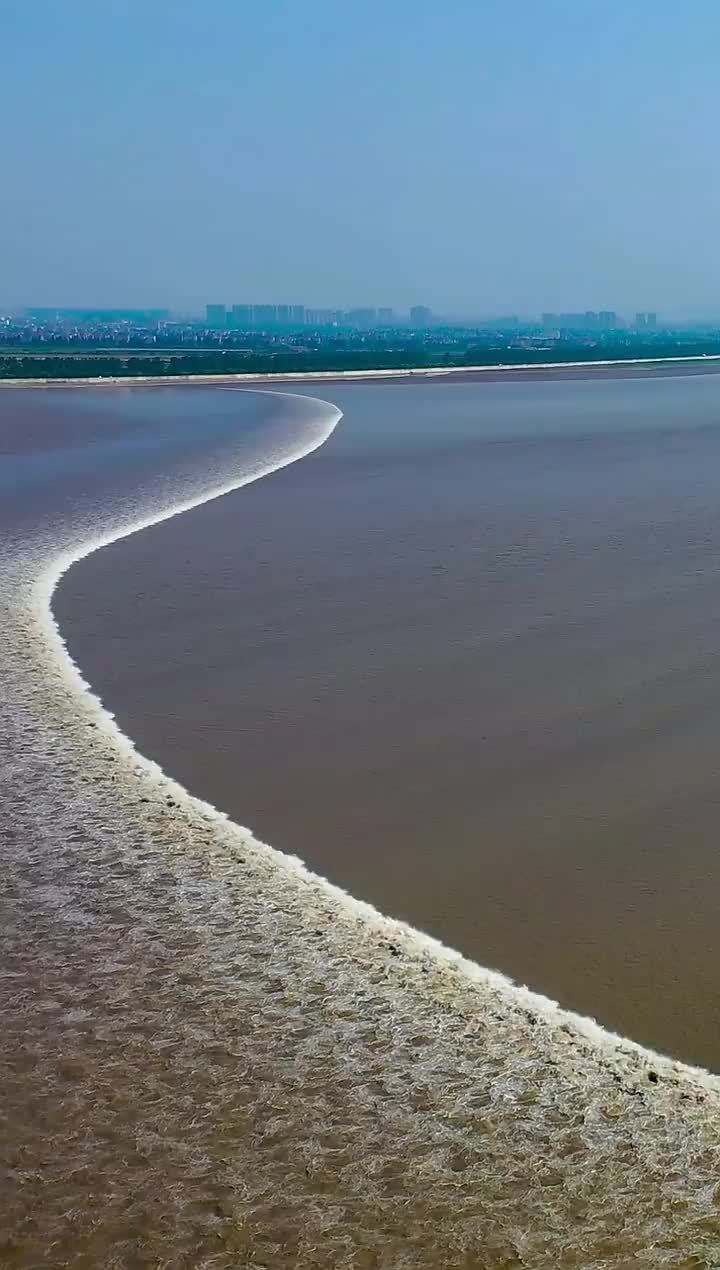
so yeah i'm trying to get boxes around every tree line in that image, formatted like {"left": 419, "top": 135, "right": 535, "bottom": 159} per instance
{"left": 2, "top": 340, "right": 720, "bottom": 380}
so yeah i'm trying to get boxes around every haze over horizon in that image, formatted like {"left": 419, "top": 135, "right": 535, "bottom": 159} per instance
{"left": 4, "top": 0, "right": 720, "bottom": 317}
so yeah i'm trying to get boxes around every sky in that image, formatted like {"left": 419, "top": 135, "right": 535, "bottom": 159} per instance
{"left": 3, "top": 0, "right": 720, "bottom": 317}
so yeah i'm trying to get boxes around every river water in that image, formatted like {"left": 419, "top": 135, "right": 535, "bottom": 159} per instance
{"left": 4, "top": 371, "right": 720, "bottom": 1267}
{"left": 57, "top": 370, "right": 720, "bottom": 1069}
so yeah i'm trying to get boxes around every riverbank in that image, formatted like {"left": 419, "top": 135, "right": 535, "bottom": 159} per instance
{"left": 3, "top": 351, "right": 720, "bottom": 388}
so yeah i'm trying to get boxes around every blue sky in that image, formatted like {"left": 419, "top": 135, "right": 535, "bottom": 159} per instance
{"left": 3, "top": 0, "right": 720, "bottom": 316}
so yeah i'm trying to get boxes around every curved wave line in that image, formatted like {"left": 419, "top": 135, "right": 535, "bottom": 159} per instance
{"left": 30, "top": 386, "right": 720, "bottom": 1089}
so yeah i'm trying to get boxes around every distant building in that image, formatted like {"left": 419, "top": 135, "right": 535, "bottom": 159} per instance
{"left": 378, "top": 308, "right": 394, "bottom": 325}
{"left": 230, "top": 304, "right": 253, "bottom": 328}
{"left": 25, "top": 307, "right": 170, "bottom": 323}
{"left": 561, "top": 312, "right": 592, "bottom": 329}
{"left": 291, "top": 305, "right": 306, "bottom": 325}
{"left": 276, "top": 305, "right": 291, "bottom": 325}
{"left": 636, "top": 311, "right": 657, "bottom": 329}
{"left": 543, "top": 311, "right": 618, "bottom": 332}
{"left": 206, "top": 304, "right": 227, "bottom": 328}
{"left": 305, "top": 309, "right": 337, "bottom": 327}
{"left": 347, "top": 308, "right": 377, "bottom": 328}
{"left": 410, "top": 305, "right": 432, "bottom": 327}
{"left": 253, "top": 304, "right": 277, "bottom": 327}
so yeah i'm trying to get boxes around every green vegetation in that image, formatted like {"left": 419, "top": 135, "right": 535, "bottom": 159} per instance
{"left": 4, "top": 340, "right": 720, "bottom": 381}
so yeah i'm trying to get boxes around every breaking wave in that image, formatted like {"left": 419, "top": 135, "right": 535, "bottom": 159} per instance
{"left": 4, "top": 385, "right": 720, "bottom": 1267}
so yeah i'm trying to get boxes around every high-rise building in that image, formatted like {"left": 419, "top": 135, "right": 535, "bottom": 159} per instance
{"left": 253, "top": 305, "right": 277, "bottom": 327}
{"left": 230, "top": 304, "right": 253, "bottom": 328}
{"left": 291, "top": 305, "right": 306, "bottom": 325}
{"left": 305, "top": 309, "right": 336, "bottom": 326}
{"left": 276, "top": 305, "right": 291, "bottom": 325}
{"left": 347, "top": 308, "right": 377, "bottom": 328}
{"left": 552, "top": 311, "right": 617, "bottom": 331}
{"left": 636, "top": 311, "right": 657, "bottom": 329}
{"left": 410, "top": 305, "right": 432, "bottom": 328}
{"left": 206, "top": 303, "right": 226, "bottom": 328}
{"left": 378, "top": 308, "right": 394, "bottom": 325}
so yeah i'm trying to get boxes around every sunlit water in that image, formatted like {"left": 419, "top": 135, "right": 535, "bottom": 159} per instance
{"left": 3, "top": 379, "right": 720, "bottom": 1268}
{"left": 58, "top": 371, "right": 720, "bottom": 1069}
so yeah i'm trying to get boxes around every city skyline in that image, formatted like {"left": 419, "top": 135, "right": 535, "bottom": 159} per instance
{"left": 5, "top": 297, "right": 713, "bottom": 327}
{"left": 4, "top": 301, "right": 690, "bottom": 330}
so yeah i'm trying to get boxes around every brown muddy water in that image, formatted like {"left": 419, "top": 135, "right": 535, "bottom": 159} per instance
{"left": 58, "top": 370, "right": 720, "bottom": 1070}
{"left": 4, "top": 371, "right": 720, "bottom": 1267}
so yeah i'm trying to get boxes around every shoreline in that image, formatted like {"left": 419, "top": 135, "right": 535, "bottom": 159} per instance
{"left": 3, "top": 350, "right": 720, "bottom": 389}
{"left": 8, "top": 380, "right": 720, "bottom": 1261}
{"left": 38, "top": 384, "right": 714, "bottom": 1080}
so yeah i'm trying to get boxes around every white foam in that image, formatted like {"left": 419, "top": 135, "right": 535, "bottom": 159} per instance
{"left": 8, "top": 383, "right": 720, "bottom": 1264}
{"left": 22, "top": 384, "right": 716, "bottom": 1089}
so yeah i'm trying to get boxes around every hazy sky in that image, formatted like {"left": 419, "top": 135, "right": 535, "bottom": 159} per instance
{"left": 4, "top": 0, "right": 720, "bottom": 316}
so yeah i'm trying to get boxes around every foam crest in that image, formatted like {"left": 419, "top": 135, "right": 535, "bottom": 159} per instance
{"left": 4, "top": 385, "right": 720, "bottom": 1266}
{"left": 31, "top": 387, "right": 698, "bottom": 1072}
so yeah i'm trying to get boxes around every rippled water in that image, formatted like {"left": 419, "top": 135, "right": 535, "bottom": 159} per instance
{"left": 3, "top": 379, "right": 720, "bottom": 1267}
{"left": 57, "top": 370, "right": 720, "bottom": 1069}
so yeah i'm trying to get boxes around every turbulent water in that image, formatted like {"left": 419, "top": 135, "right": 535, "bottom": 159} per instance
{"left": 54, "top": 369, "right": 720, "bottom": 1069}
{"left": 3, "top": 381, "right": 720, "bottom": 1268}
